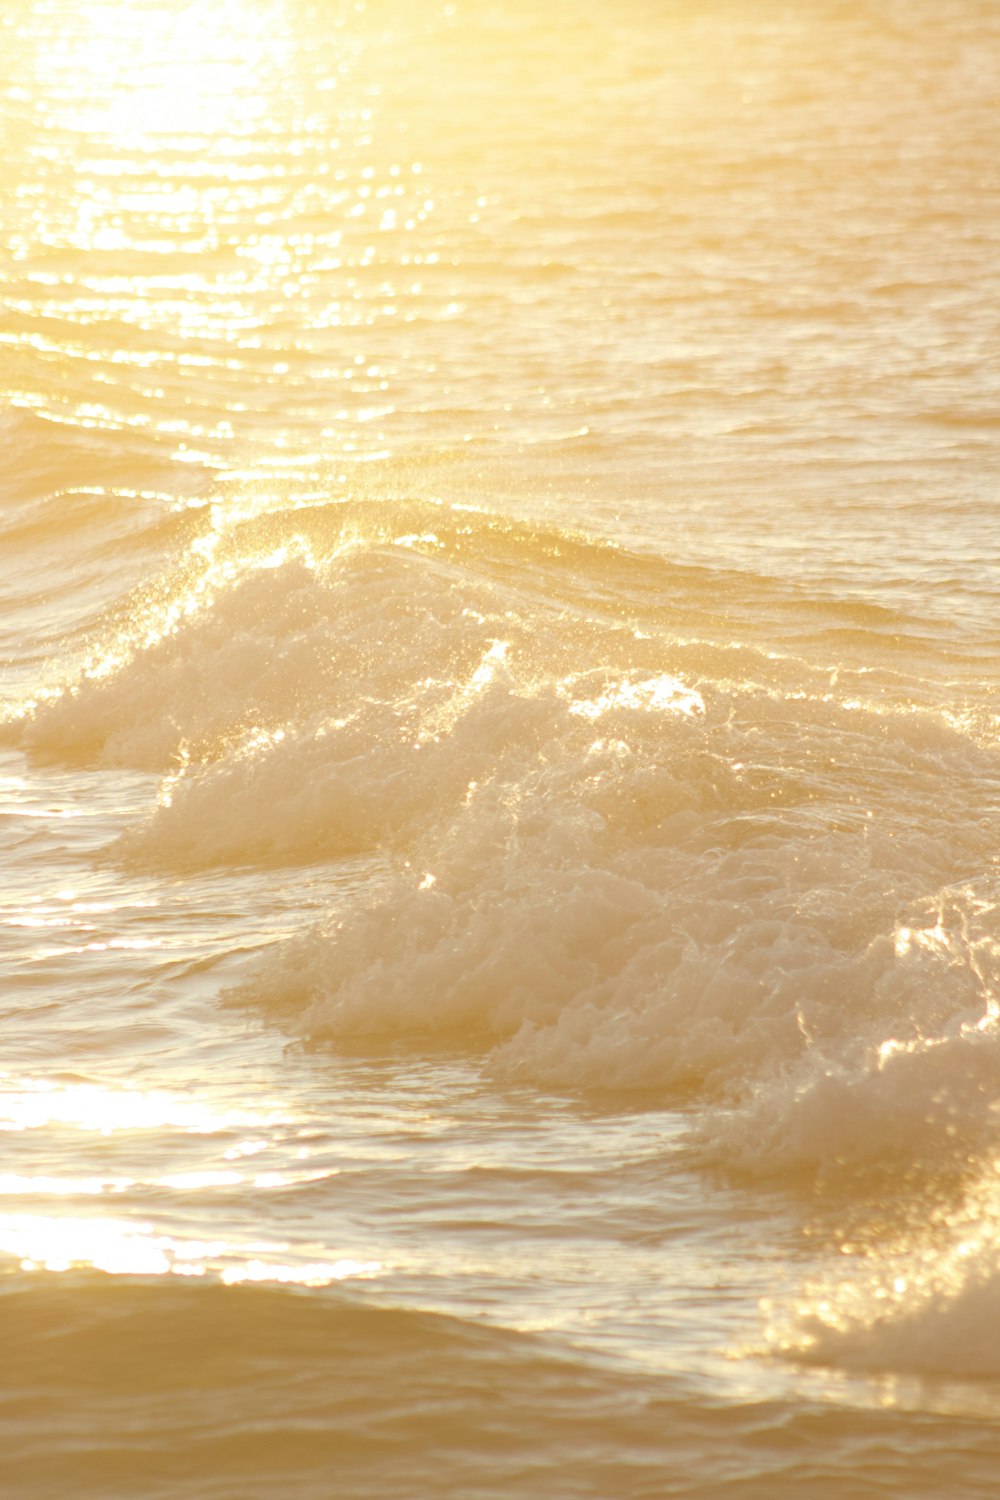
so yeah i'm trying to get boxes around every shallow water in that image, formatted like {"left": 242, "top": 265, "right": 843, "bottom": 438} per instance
{"left": 2, "top": 0, "right": 1000, "bottom": 1494}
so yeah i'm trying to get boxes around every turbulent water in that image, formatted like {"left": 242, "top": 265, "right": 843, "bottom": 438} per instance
{"left": 2, "top": 0, "right": 1000, "bottom": 1494}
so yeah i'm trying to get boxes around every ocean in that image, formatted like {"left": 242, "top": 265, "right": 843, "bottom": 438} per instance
{"left": 1, "top": 0, "right": 999, "bottom": 1494}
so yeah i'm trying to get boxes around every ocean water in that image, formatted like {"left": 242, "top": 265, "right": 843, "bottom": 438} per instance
{"left": 1, "top": 0, "right": 999, "bottom": 1494}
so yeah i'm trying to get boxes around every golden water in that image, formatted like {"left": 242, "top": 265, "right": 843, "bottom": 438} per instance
{"left": 2, "top": 1, "right": 1000, "bottom": 1495}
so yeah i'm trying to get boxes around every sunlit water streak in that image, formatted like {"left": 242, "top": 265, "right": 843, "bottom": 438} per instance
{"left": 2, "top": 0, "right": 1000, "bottom": 1495}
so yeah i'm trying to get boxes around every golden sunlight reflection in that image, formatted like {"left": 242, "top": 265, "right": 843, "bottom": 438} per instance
{"left": 33, "top": 0, "right": 281, "bottom": 149}
{"left": 0, "top": 1077, "right": 285, "bottom": 1135}
{"left": 43, "top": 532, "right": 323, "bottom": 713}
{"left": 563, "top": 673, "right": 705, "bottom": 721}
{"left": 5, "top": 0, "right": 439, "bottom": 469}
{"left": 0, "top": 1074, "right": 377, "bottom": 1287}
{"left": 0, "top": 1174, "right": 133, "bottom": 1197}
{"left": 220, "top": 1258, "right": 380, "bottom": 1287}
{"left": 2, "top": 1210, "right": 381, "bottom": 1286}
{"left": 413, "top": 639, "right": 511, "bottom": 748}
{"left": 766, "top": 1168, "right": 1000, "bottom": 1382}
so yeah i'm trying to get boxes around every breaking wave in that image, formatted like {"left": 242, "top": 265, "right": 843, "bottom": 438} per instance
{"left": 6, "top": 497, "right": 1000, "bottom": 1186}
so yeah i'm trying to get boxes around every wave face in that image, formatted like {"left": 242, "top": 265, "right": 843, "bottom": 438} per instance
{"left": 8, "top": 499, "right": 999, "bottom": 1194}
{"left": 3, "top": 0, "right": 1000, "bottom": 1493}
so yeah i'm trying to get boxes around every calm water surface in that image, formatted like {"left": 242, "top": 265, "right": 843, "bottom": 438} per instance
{"left": 2, "top": 1, "right": 1000, "bottom": 1495}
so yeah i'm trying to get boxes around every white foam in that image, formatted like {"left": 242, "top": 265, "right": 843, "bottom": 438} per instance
{"left": 12, "top": 534, "right": 502, "bottom": 769}
{"left": 15, "top": 509, "right": 1000, "bottom": 1191}
{"left": 229, "top": 640, "right": 1000, "bottom": 1188}
{"left": 117, "top": 671, "right": 558, "bottom": 867}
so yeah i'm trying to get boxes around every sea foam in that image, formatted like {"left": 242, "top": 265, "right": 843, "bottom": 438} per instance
{"left": 204, "top": 522, "right": 998, "bottom": 1186}
{"left": 14, "top": 505, "right": 1000, "bottom": 1186}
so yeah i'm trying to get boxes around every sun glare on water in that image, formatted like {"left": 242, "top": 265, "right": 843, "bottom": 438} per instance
{"left": 34, "top": 0, "right": 281, "bottom": 148}
{"left": 0, "top": 1076, "right": 381, "bottom": 1285}
{"left": 6, "top": 0, "right": 429, "bottom": 469}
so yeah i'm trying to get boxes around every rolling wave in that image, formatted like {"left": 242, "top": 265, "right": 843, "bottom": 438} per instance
{"left": 5, "top": 496, "right": 996, "bottom": 1193}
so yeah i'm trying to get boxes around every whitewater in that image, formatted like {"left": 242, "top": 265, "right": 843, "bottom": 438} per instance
{"left": 1, "top": 0, "right": 999, "bottom": 1495}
